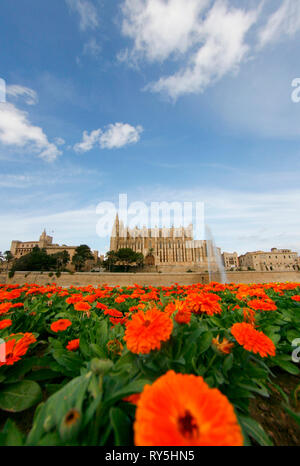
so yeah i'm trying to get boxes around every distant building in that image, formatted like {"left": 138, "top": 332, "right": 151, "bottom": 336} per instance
{"left": 110, "top": 215, "right": 221, "bottom": 272}
{"left": 239, "top": 248, "right": 299, "bottom": 272}
{"left": 10, "top": 230, "right": 99, "bottom": 269}
{"left": 222, "top": 252, "right": 239, "bottom": 270}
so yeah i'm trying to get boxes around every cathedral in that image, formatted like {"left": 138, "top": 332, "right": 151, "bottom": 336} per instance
{"left": 110, "top": 215, "right": 221, "bottom": 272}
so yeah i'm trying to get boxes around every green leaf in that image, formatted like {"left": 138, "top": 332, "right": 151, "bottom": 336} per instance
{"left": 27, "top": 371, "right": 92, "bottom": 445}
{"left": 90, "top": 344, "right": 106, "bottom": 359}
{"left": 223, "top": 353, "right": 233, "bottom": 373}
{"left": 197, "top": 331, "right": 213, "bottom": 354}
{"left": 104, "top": 379, "right": 150, "bottom": 407}
{"left": 286, "top": 329, "right": 300, "bottom": 343}
{"left": 272, "top": 357, "right": 300, "bottom": 375}
{"left": 283, "top": 405, "right": 300, "bottom": 426}
{"left": 52, "top": 349, "right": 83, "bottom": 375}
{"left": 79, "top": 331, "right": 92, "bottom": 359}
{"left": 96, "top": 319, "right": 108, "bottom": 343}
{"left": 0, "top": 380, "right": 42, "bottom": 413}
{"left": 110, "top": 407, "right": 132, "bottom": 446}
{"left": 182, "top": 328, "right": 205, "bottom": 357}
{"left": 238, "top": 415, "right": 273, "bottom": 446}
{"left": 0, "top": 420, "right": 24, "bottom": 446}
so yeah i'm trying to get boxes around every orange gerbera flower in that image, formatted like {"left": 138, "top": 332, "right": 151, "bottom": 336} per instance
{"left": 134, "top": 371, "right": 243, "bottom": 446}
{"left": 0, "top": 319, "right": 12, "bottom": 330}
{"left": 231, "top": 322, "right": 276, "bottom": 358}
{"left": 66, "top": 294, "right": 83, "bottom": 304}
{"left": 248, "top": 298, "right": 277, "bottom": 311}
{"left": 66, "top": 339, "right": 80, "bottom": 351}
{"left": 0, "top": 303, "right": 12, "bottom": 315}
{"left": 50, "top": 319, "right": 72, "bottom": 333}
{"left": 104, "top": 309, "right": 123, "bottom": 318}
{"left": 74, "top": 301, "right": 91, "bottom": 312}
{"left": 124, "top": 308, "right": 173, "bottom": 354}
{"left": 164, "top": 300, "right": 192, "bottom": 324}
{"left": 0, "top": 333, "right": 36, "bottom": 367}
{"left": 186, "top": 293, "right": 222, "bottom": 316}
{"left": 291, "top": 295, "right": 300, "bottom": 302}
{"left": 115, "top": 296, "right": 126, "bottom": 304}
{"left": 212, "top": 335, "right": 234, "bottom": 354}
{"left": 96, "top": 302, "right": 108, "bottom": 311}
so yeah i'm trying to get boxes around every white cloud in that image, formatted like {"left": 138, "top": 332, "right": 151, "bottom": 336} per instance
{"left": 54, "top": 137, "right": 66, "bottom": 146}
{"left": 83, "top": 38, "right": 101, "bottom": 56}
{"left": 66, "top": 0, "right": 99, "bottom": 30}
{"left": 121, "top": 0, "right": 210, "bottom": 62}
{"left": 74, "top": 128, "right": 102, "bottom": 153}
{"left": 6, "top": 85, "right": 38, "bottom": 105}
{"left": 74, "top": 123, "right": 143, "bottom": 152}
{"left": 259, "top": 0, "right": 300, "bottom": 47}
{"left": 99, "top": 123, "right": 143, "bottom": 149}
{"left": 0, "top": 103, "right": 61, "bottom": 162}
{"left": 120, "top": 0, "right": 258, "bottom": 99}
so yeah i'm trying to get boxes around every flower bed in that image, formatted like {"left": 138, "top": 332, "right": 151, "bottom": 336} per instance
{"left": 0, "top": 281, "right": 299, "bottom": 446}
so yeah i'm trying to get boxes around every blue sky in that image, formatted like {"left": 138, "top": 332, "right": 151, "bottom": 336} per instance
{"left": 1, "top": 0, "right": 300, "bottom": 255}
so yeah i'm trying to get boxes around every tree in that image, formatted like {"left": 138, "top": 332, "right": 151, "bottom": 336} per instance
{"left": 72, "top": 245, "right": 94, "bottom": 271}
{"left": 12, "top": 246, "right": 57, "bottom": 272}
{"left": 103, "top": 250, "right": 118, "bottom": 272}
{"left": 4, "top": 251, "right": 13, "bottom": 263}
{"left": 51, "top": 250, "right": 70, "bottom": 271}
{"left": 4, "top": 251, "right": 13, "bottom": 272}
{"left": 135, "top": 252, "right": 144, "bottom": 268}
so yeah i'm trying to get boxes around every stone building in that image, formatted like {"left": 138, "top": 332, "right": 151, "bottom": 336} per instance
{"left": 222, "top": 252, "right": 239, "bottom": 270}
{"left": 110, "top": 215, "right": 221, "bottom": 272}
{"left": 238, "top": 248, "right": 299, "bottom": 272}
{"left": 10, "top": 230, "right": 99, "bottom": 269}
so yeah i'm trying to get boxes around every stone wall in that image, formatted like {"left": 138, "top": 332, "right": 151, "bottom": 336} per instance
{"left": 0, "top": 270, "right": 300, "bottom": 287}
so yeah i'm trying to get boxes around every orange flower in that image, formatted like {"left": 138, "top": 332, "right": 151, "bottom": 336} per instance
{"left": 115, "top": 296, "right": 126, "bottom": 304}
{"left": 0, "top": 319, "right": 12, "bottom": 330}
{"left": 291, "top": 295, "right": 300, "bottom": 302}
{"left": 66, "top": 339, "right": 80, "bottom": 351}
{"left": 212, "top": 335, "right": 234, "bottom": 354}
{"left": 187, "top": 293, "right": 222, "bottom": 316}
{"left": 104, "top": 309, "right": 123, "bottom": 318}
{"left": 248, "top": 299, "right": 277, "bottom": 311}
{"left": 134, "top": 371, "right": 243, "bottom": 446}
{"left": 231, "top": 322, "right": 276, "bottom": 358}
{"left": 174, "top": 301, "right": 192, "bottom": 325}
{"left": 124, "top": 308, "right": 173, "bottom": 354}
{"left": 51, "top": 319, "right": 72, "bottom": 333}
{"left": 175, "top": 309, "right": 192, "bottom": 325}
{"left": 0, "top": 333, "right": 36, "bottom": 367}
{"left": 11, "top": 303, "right": 24, "bottom": 309}
{"left": 96, "top": 302, "right": 108, "bottom": 311}
{"left": 66, "top": 294, "right": 83, "bottom": 304}
{"left": 0, "top": 303, "right": 12, "bottom": 315}
{"left": 74, "top": 301, "right": 91, "bottom": 312}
